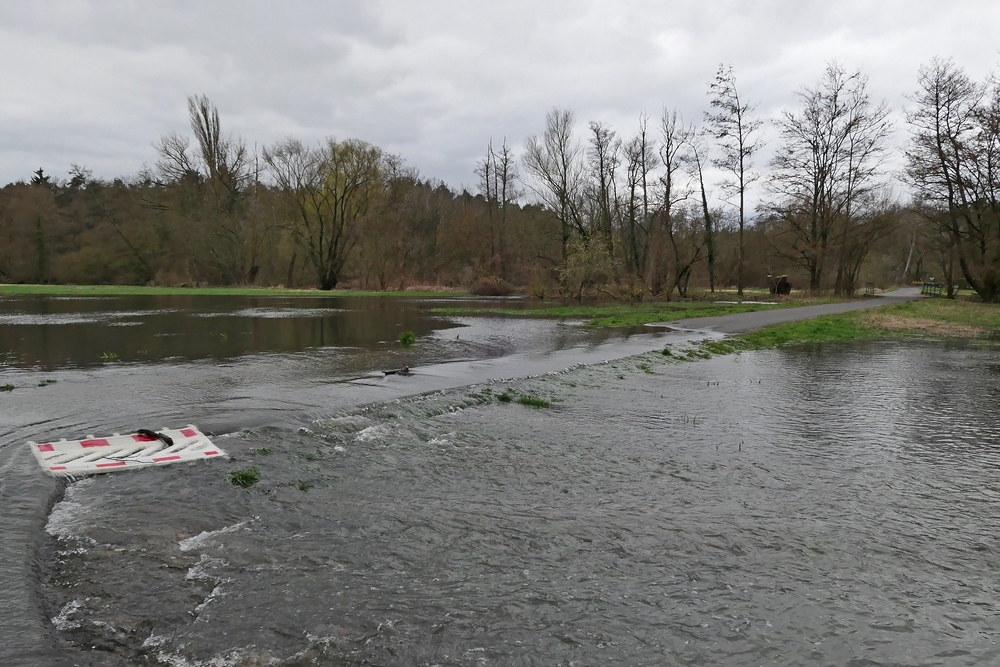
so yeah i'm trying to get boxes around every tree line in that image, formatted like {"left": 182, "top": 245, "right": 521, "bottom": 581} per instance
{"left": 1, "top": 58, "right": 997, "bottom": 302}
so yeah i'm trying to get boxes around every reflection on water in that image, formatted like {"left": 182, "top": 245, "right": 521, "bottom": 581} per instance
{"left": 0, "top": 294, "right": 470, "bottom": 369}
{"left": 1, "top": 294, "right": 625, "bottom": 371}
{"left": 34, "top": 341, "right": 1000, "bottom": 666}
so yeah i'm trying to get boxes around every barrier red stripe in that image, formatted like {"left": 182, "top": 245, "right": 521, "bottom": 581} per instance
{"left": 37, "top": 444, "right": 54, "bottom": 452}
{"left": 204, "top": 450, "right": 219, "bottom": 456}
{"left": 96, "top": 461, "right": 127, "bottom": 468}
{"left": 153, "top": 455, "right": 182, "bottom": 462}
{"left": 50, "top": 466, "right": 66, "bottom": 471}
{"left": 81, "top": 439, "right": 111, "bottom": 448}
{"left": 180, "top": 428, "right": 197, "bottom": 437}
{"left": 132, "top": 433, "right": 157, "bottom": 442}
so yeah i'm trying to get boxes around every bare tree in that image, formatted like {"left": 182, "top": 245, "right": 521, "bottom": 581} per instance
{"left": 684, "top": 133, "right": 716, "bottom": 292}
{"left": 188, "top": 97, "right": 248, "bottom": 199}
{"left": 586, "top": 121, "right": 621, "bottom": 254}
{"left": 664, "top": 206, "right": 706, "bottom": 298}
{"left": 476, "top": 138, "right": 520, "bottom": 276}
{"left": 652, "top": 109, "right": 691, "bottom": 295}
{"left": 152, "top": 95, "right": 262, "bottom": 283}
{"left": 622, "top": 130, "right": 654, "bottom": 278}
{"left": 907, "top": 58, "right": 1000, "bottom": 302}
{"left": 706, "top": 64, "right": 764, "bottom": 296}
{"left": 769, "top": 63, "right": 893, "bottom": 292}
{"left": 834, "top": 195, "right": 899, "bottom": 295}
{"left": 522, "top": 108, "right": 586, "bottom": 264}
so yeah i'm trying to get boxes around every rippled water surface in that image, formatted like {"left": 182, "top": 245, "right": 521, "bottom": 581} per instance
{"left": 0, "top": 293, "right": 627, "bottom": 370}
{"left": 28, "top": 340, "right": 1000, "bottom": 666}
{"left": 1, "top": 293, "right": 675, "bottom": 667}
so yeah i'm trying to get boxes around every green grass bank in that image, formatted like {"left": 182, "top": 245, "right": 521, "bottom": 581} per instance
{"left": 730, "top": 298, "right": 1000, "bottom": 350}
{"left": 433, "top": 293, "right": 847, "bottom": 328}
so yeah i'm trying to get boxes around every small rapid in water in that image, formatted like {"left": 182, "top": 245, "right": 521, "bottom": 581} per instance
{"left": 24, "top": 339, "right": 1000, "bottom": 666}
{"left": 0, "top": 293, "right": 679, "bottom": 666}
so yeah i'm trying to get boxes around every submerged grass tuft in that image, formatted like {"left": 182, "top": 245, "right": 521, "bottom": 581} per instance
{"left": 497, "top": 391, "right": 514, "bottom": 403}
{"left": 701, "top": 340, "right": 736, "bottom": 355}
{"left": 516, "top": 395, "right": 551, "bottom": 408}
{"left": 100, "top": 351, "right": 119, "bottom": 362}
{"left": 228, "top": 467, "right": 260, "bottom": 488}
{"left": 399, "top": 330, "right": 416, "bottom": 347}
{"left": 0, "top": 384, "right": 14, "bottom": 392}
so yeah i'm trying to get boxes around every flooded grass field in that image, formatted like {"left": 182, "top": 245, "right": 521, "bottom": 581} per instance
{"left": 3, "top": 294, "right": 1000, "bottom": 666}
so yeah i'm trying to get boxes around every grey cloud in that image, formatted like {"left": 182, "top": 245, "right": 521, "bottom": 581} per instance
{"left": 2, "top": 0, "right": 998, "bottom": 194}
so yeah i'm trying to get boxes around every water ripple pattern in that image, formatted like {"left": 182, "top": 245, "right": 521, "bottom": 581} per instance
{"left": 34, "top": 341, "right": 1000, "bottom": 666}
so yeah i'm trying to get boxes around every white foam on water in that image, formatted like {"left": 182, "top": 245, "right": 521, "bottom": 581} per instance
{"left": 355, "top": 424, "right": 390, "bottom": 443}
{"left": 193, "top": 584, "right": 225, "bottom": 615}
{"left": 45, "top": 478, "right": 97, "bottom": 539}
{"left": 178, "top": 521, "right": 249, "bottom": 552}
{"left": 195, "top": 307, "right": 346, "bottom": 319}
{"left": 186, "top": 554, "right": 226, "bottom": 581}
{"left": 152, "top": 646, "right": 277, "bottom": 667}
{"left": 51, "top": 599, "right": 83, "bottom": 631}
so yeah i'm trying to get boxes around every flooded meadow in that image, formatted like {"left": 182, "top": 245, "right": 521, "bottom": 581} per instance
{"left": 2, "top": 294, "right": 999, "bottom": 666}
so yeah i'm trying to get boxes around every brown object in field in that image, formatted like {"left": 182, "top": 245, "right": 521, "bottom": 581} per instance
{"left": 767, "top": 274, "right": 791, "bottom": 296}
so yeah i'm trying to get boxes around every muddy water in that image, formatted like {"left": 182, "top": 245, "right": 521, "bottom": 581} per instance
{"left": 27, "top": 340, "right": 1000, "bottom": 666}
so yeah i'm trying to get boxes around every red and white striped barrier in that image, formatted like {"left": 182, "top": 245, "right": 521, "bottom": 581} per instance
{"left": 28, "top": 425, "right": 225, "bottom": 477}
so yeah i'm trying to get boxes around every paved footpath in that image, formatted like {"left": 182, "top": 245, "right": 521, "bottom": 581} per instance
{"left": 653, "top": 287, "right": 923, "bottom": 334}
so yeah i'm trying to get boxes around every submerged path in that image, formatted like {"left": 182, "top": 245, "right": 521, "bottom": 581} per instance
{"left": 653, "top": 287, "right": 923, "bottom": 334}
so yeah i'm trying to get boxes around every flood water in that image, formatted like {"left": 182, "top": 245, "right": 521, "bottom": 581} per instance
{"left": 0, "top": 293, "right": 632, "bottom": 371}
{"left": 2, "top": 295, "right": 1000, "bottom": 666}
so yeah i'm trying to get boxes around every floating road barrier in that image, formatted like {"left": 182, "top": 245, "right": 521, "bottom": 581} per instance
{"left": 28, "top": 425, "right": 225, "bottom": 477}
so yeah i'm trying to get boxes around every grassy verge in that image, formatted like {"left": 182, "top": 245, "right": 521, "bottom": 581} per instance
{"left": 730, "top": 298, "right": 1000, "bottom": 350}
{"left": 732, "top": 315, "right": 890, "bottom": 350}
{"left": 0, "top": 284, "right": 466, "bottom": 298}
{"left": 433, "top": 295, "right": 847, "bottom": 328}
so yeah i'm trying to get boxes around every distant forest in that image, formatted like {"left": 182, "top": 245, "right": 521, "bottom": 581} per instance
{"left": 2, "top": 58, "right": 998, "bottom": 302}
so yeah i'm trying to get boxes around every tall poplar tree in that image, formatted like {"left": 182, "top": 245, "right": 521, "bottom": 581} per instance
{"left": 706, "top": 64, "right": 764, "bottom": 296}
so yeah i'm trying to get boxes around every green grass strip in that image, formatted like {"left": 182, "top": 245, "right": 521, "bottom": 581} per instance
{"left": 728, "top": 298, "right": 1000, "bottom": 350}
{"left": 731, "top": 315, "right": 889, "bottom": 350}
{"left": 434, "top": 297, "right": 851, "bottom": 328}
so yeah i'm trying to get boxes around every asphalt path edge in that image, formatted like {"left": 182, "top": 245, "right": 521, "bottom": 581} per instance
{"left": 650, "top": 287, "right": 924, "bottom": 335}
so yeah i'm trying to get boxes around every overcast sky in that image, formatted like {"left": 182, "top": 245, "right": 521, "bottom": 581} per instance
{"left": 2, "top": 1, "right": 998, "bottom": 199}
